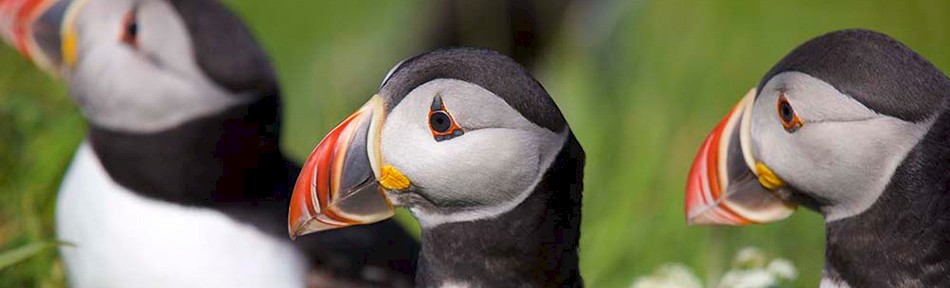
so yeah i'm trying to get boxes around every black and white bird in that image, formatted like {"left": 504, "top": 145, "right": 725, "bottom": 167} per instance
{"left": 287, "top": 48, "right": 586, "bottom": 287}
{"left": 685, "top": 29, "right": 950, "bottom": 287}
{"left": 0, "top": 0, "right": 418, "bottom": 287}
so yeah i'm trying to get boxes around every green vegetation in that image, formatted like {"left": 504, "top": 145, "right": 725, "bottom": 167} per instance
{"left": 1, "top": 1, "right": 949, "bottom": 287}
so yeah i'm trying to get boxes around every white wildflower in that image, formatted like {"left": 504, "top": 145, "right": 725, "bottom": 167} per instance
{"left": 630, "top": 263, "right": 703, "bottom": 288}
{"left": 767, "top": 258, "right": 798, "bottom": 280}
{"left": 733, "top": 247, "right": 766, "bottom": 268}
{"left": 631, "top": 247, "right": 799, "bottom": 288}
{"left": 716, "top": 268, "right": 775, "bottom": 288}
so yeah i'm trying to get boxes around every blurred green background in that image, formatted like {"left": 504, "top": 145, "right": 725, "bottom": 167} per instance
{"left": 1, "top": 0, "right": 949, "bottom": 287}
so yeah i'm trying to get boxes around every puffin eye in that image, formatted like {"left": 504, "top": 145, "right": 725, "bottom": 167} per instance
{"left": 429, "top": 95, "right": 464, "bottom": 142}
{"left": 120, "top": 10, "right": 139, "bottom": 48}
{"left": 777, "top": 94, "right": 803, "bottom": 132}
{"left": 430, "top": 111, "right": 452, "bottom": 133}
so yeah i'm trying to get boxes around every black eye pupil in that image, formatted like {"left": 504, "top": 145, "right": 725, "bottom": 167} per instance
{"left": 780, "top": 102, "right": 794, "bottom": 122}
{"left": 128, "top": 21, "right": 138, "bottom": 38}
{"left": 430, "top": 112, "right": 452, "bottom": 133}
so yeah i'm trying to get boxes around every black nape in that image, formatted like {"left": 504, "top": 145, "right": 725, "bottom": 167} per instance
{"left": 168, "top": 0, "right": 276, "bottom": 94}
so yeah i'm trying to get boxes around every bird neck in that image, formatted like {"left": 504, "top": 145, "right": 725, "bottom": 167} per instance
{"left": 86, "top": 92, "right": 294, "bottom": 206}
{"left": 415, "top": 134, "right": 585, "bottom": 287}
{"left": 823, "top": 110, "right": 950, "bottom": 287}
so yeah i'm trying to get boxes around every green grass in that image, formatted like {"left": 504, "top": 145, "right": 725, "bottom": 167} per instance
{"left": 2, "top": 0, "right": 950, "bottom": 287}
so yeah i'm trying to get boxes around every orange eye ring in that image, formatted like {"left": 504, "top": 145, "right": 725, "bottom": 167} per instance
{"left": 777, "top": 94, "right": 803, "bottom": 132}
{"left": 429, "top": 95, "right": 464, "bottom": 141}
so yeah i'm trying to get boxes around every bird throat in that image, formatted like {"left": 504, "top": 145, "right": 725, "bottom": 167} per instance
{"left": 823, "top": 110, "right": 950, "bottom": 287}
{"left": 415, "top": 134, "right": 585, "bottom": 287}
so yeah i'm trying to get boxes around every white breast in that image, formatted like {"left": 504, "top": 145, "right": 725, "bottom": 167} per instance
{"left": 56, "top": 142, "right": 308, "bottom": 288}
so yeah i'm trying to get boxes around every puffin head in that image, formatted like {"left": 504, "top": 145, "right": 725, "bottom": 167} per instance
{"left": 288, "top": 48, "right": 572, "bottom": 237}
{"left": 0, "top": 0, "right": 275, "bottom": 133}
{"left": 685, "top": 29, "right": 950, "bottom": 225}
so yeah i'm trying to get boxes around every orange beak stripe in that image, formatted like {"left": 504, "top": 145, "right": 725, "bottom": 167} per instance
{"left": 290, "top": 110, "right": 366, "bottom": 229}
{"left": 685, "top": 104, "right": 754, "bottom": 225}
{"left": 1, "top": 0, "right": 53, "bottom": 59}
{"left": 288, "top": 96, "right": 397, "bottom": 238}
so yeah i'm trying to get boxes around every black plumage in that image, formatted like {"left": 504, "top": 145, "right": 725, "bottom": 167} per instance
{"left": 168, "top": 0, "right": 276, "bottom": 94}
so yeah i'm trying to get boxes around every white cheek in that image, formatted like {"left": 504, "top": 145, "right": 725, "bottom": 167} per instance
{"left": 137, "top": 0, "right": 202, "bottom": 81}
{"left": 762, "top": 117, "right": 928, "bottom": 220}
{"left": 378, "top": 78, "right": 567, "bottom": 226}
{"left": 69, "top": 47, "right": 240, "bottom": 133}
{"left": 67, "top": 0, "right": 246, "bottom": 133}
{"left": 751, "top": 75, "right": 933, "bottom": 220}
{"left": 382, "top": 127, "right": 539, "bottom": 206}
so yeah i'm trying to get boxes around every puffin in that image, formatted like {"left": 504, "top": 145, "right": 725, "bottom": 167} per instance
{"left": 0, "top": 0, "right": 418, "bottom": 287}
{"left": 286, "top": 48, "right": 586, "bottom": 287}
{"left": 684, "top": 29, "right": 950, "bottom": 287}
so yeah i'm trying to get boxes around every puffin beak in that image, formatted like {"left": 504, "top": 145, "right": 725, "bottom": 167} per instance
{"left": 685, "top": 89, "right": 797, "bottom": 225}
{"left": 289, "top": 95, "right": 409, "bottom": 239}
{"left": 0, "top": 0, "right": 84, "bottom": 75}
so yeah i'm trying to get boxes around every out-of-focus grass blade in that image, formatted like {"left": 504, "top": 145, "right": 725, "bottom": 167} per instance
{"left": 0, "top": 242, "right": 67, "bottom": 270}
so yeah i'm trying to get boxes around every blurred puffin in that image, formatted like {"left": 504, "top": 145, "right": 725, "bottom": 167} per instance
{"left": 0, "top": 0, "right": 418, "bottom": 287}
{"left": 685, "top": 29, "right": 950, "bottom": 287}
{"left": 287, "top": 48, "right": 586, "bottom": 287}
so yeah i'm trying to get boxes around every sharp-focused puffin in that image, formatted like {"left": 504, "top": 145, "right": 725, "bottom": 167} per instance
{"left": 0, "top": 0, "right": 418, "bottom": 286}
{"left": 685, "top": 29, "right": 950, "bottom": 287}
{"left": 287, "top": 48, "right": 586, "bottom": 287}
